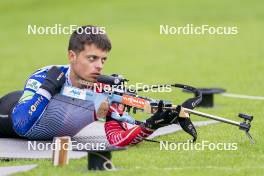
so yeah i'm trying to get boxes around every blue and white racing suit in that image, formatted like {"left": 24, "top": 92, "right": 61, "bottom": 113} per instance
{"left": 11, "top": 65, "right": 96, "bottom": 140}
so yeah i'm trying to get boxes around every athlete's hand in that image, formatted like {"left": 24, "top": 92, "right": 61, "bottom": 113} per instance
{"left": 40, "top": 66, "right": 66, "bottom": 96}
{"left": 145, "top": 101, "right": 179, "bottom": 130}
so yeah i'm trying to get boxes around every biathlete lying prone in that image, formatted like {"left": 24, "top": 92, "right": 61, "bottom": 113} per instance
{"left": 0, "top": 25, "right": 196, "bottom": 146}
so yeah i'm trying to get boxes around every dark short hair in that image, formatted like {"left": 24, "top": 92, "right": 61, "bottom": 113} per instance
{"left": 68, "top": 25, "right": 111, "bottom": 53}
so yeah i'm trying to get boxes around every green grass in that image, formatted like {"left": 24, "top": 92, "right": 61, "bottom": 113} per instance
{"left": 0, "top": 0, "right": 264, "bottom": 175}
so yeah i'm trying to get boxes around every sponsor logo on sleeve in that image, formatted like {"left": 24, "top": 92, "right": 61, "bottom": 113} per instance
{"left": 25, "top": 79, "right": 41, "bottom": 91}
{"left": 28, "top": 96, "right": 44, "bottom": 116}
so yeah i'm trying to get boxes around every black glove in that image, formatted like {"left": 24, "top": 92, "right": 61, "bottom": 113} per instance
{"left": 40, "top": 66, "right": 66, "bottom": 96}
{"left": 145, "top": 101, "right": 180, "bottom": 130}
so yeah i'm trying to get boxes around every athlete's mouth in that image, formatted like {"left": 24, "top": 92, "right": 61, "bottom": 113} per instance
{"left": 90, "top": 73, "right": 101, "bottom": 78}
{"left": 78, "top": 74, "right": 100, "bottom": 87}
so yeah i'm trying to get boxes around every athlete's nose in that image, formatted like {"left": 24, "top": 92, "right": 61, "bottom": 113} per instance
{"left": 95, "top": 58, "right": 103, "bottom": 71}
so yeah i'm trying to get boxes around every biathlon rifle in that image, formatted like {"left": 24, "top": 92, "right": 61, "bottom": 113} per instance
{"left": 61, "top": 74, "right": 254, "bottom": 144}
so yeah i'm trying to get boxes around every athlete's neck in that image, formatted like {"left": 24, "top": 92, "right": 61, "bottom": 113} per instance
{"left": 69, "top": 68, "right": 82, "bottom": 88}
{"left": 69, "top": 67, "right": 95, "bottom": 89}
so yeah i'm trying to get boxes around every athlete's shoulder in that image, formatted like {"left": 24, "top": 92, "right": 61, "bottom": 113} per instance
{"left": 24, "top": 65, "right": 69, "bottom": 92}
{"left": 31, "top": 65, "right": 69, "bottom": 78}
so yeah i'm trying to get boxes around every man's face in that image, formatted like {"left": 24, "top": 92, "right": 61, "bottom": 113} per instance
{"left": 68, "top": 44, "right": 108, "bottom": 82}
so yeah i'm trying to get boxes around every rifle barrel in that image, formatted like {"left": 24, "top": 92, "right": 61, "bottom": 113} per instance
{"left": 182, "top": 108, "right": 241, "bottom": 126}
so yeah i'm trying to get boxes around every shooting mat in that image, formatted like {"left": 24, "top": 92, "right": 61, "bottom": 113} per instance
{"left": 0, "top": 120, "right": 218, "bottom": 160}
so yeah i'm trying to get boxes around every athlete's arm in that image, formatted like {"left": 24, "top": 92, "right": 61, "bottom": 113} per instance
{"left": 105, "top": 119, "right": 154, "bottom": 147}
{"left": 11, "top": 66, "right": 66, "bottom": 136}
{"left": 103, "top": 104, "right": 154, "bottom": 147}
{"left": 104, "top": 101, "right": 180, "bottom": 147}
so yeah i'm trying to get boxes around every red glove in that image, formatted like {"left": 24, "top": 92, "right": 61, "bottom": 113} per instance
{"left": 105, "top": 120, "right": 153, "bottom": 147}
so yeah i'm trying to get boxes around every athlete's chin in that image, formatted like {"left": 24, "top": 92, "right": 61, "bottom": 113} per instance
{"left": 89, "top": 78, "right": 97, "bottom": 83}
{"left": 87, "top": 74, "right": 100, "bottom": 83}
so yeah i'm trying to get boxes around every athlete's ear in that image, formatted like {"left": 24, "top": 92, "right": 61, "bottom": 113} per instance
{"left": 68, "top": 50, "right": 77, "bottom": 64}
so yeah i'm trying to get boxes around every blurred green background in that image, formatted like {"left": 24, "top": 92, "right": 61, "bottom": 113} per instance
{"left": 0, "top": 0, "right": 263, "bottom": 175}
{"left": 0, "top": 0, "right": 263, "bottom": 95}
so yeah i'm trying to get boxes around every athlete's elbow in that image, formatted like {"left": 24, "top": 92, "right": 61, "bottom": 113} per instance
{"left": 11, "top": 108, "right": 32, "bottom": 136}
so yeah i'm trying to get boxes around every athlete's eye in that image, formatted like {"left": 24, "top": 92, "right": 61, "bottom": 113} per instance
{"left": 87, "top": 55, "right": 97, "bottom": 62}
{"left": 101, "top": 57, "right": 107, "bottom": 64}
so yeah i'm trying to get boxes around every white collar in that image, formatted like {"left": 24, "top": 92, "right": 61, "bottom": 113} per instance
{"left": 65, "top": 65, "right": 72, "bottom": 86}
